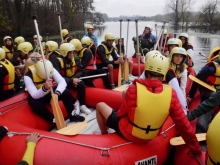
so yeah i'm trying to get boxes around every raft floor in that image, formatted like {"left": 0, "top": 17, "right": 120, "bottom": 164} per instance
{"left": 51, "top": 108, "right": 115, "bottom": 134}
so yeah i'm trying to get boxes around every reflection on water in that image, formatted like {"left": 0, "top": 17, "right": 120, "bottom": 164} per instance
{"left": 94, "top": 21, "right": 220, "bottom": 73}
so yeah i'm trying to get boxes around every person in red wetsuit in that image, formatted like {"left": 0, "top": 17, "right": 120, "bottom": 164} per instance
{"left": 96, "top": 51, "right": 201, "bottom": 156}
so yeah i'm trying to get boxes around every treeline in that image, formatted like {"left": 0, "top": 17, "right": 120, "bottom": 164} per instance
{"left": 102, "top": 0, "right": 220, "bottom": 33}
{"left": 0, "top": 0, "right": 99, "bottom": 39}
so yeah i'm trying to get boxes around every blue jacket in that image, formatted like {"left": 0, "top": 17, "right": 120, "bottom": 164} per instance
{"left": 84, "top": 32, "right": 98, "bottom": 47}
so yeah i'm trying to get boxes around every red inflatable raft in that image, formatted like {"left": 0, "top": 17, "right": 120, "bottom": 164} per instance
{"left": 0, "top": 79, "right": 177, "bottom": 165}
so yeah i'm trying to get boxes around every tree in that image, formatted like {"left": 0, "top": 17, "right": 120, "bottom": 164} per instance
{"left": 165, "top": 0, "right": 195, "bottom": 31}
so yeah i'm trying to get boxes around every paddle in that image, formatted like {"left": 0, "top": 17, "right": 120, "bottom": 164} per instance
{"left": 118, "top": 19, "right": 123, "bottom": 87}
{"left": 135, "top": 19, "right": 140, "bottom": 77}
{"left": 57, "top": 13, "right": 63, "bottom": 43}
{"left": 79, "top": 73, "right": 107, "bottom": 80}
{"left": 170, "top": 133, "right": 206, "bottom": 146}
{"left": 154, "top": 22, "right": 166, "bottom": 51}
{"left": 113, "top": 84, "right": 129, "bottom": 92}
{"left": 155, "top": 24, "right": 158, "bottom": 39}
{"left": 56, "top": 118, "right": 96, "bottom": 136}
{"left": 199, "top": 52, "right": 208, "bottom": 59}
{"left": 162, "top": 19, "right": 171, "bottom": 54}
{"left": 189, "top": 75, "right": 216, "bottom": 92}
{"left": 32, "top": 15, "right": 66, "bottom": 130}
{"left": 123, "top": 19, "right": 130, "bottom": 81}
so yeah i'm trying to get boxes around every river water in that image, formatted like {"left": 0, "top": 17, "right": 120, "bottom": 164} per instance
{"left": 93, "top": 21, "right": 220, "bottom": 73}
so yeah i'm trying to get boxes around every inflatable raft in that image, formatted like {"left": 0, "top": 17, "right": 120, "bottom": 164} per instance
{"left": 0, "top": 78, "right": 177, "bottom": 165}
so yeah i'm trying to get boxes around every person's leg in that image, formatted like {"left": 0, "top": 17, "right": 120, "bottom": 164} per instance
{"left": 96, "top": 102, "right": 113, "bottom": 134}
{"left": 128, "top": 60, "right": 134, "bottom": 75}
{"left": 108, "top": 64, "right": 114, "bottom": 85}
{"left": 28, "top": 93, "right": 54, "bottom": 122}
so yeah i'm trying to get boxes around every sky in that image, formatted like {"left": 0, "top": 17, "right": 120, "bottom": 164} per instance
{"left": 93, "top": 0, "right": 208, "bottom": 17}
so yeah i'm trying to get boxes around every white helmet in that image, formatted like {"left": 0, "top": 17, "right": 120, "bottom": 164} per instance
{"left": 35, "top": 60, "right": 54, "bottom": 79}
{"left": 145, "top": 25, "right": 152, "bottom": 31}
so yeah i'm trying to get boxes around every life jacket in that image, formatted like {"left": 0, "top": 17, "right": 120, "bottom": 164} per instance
{"left": 169, "top": 63, "right": 187, "bottom": 85}
{"left": 205, "top": 61, "right": 220, "bottom": 89}
{"left": 2, "top": 46, "right": 14, "bottom": 60}
{"left": 128, "top": 82, "right": 171, "bottom": 140}
{"left": 57, "top": 57, "right": 78, "bottom": 77}
{"left": 206, "top": 112, "right": 220, "bottom": 165}
{"left": 208, "top": 46, "right": 220, "bottom": 62}
{"left": 0, "top": 59, "right": 15, "bottom": 90}
{"left": 77, "top": 48, "right": 94, "bottom": 70}
{"left": 28, "top": 65, "right": 47, "bottom": 90}
{"left": 96, "top": 44, "right": 113, "bottom": 64}
{"left": 47, "top": 51, "right": 60, "bottom": 60}
{"left": 114, "top": 45, "right": 124, "bottom": 56}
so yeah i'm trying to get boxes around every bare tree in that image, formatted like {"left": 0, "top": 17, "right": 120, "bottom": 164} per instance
{"left": 199, "top": 0, "right": 220, "bottom": 32}
{"left": 165, "top": 0, "right": 195, "bottom": 31}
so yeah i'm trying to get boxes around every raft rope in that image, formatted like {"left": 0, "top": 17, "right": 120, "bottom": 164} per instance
{"left": 0, "top": 102, "right": 28, "bottom": 116}
{"left": 7, "top": 131, "right": 132, "bottom": 156}
{"left": 160, "top": 124, "right": 175, "bottom": 138}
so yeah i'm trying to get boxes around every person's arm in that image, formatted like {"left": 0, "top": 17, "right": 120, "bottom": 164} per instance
{"left": 73, "top": 57, "right": 83, "bottom": 78}
{"left": 80, "top": 49, "right": 92, "bottom": 69}
{"left": 179, "top": 69, "right": 187, "bottom": 99}
{"left": 52, "top": 69, "right": 67, "bottom": 95}
{"left": 0, "top": 126, "right": 8, "bottom": 140}
{"left": 187, "top": 49, "right": 194, "bottom": 58}
{"left": 94, "top": 35, "right": 98, "bottom": 47}
{"left": 187, "top": 89, "right": 220, "bottom": 121}
{"left": 168, "top": 77, "right": 187, "bottom": 115}
{"left": 117, "top": 84, "right": 136, "bottom": 117}
{"left": 96, "top": 46, "right": 114, "bottom": 65}
{"left": 10, "top": 51, "right": 19, "bottom": 66}
{"left": 20, "top": 133, "right": 41, "bottom": 165}
{"left": 24, "top": 72, "right": 48, "bottom": 99}
{"left": 111, "top": 48, "right": 120, "bottom": 61}
{"left": 169, "top": 90, "right": 201, "bottom": 155}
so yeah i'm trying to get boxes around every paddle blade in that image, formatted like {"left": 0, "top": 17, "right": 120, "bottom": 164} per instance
{"left": 123, "top": 60, "right": 129, "bottom": 81}
{"left": 170, "top": 133, "right": 206, "bottom": 146}
{"left": 114, "top": 84, "right": 129, "bottom": 92}
{"left": 56, "top": 121, "right": 88, "bottom": 135}
{"left": 189, "top": 75, "right": 216, "bottom": 92}
{"left": 118, "top": 64, "right": 122, "bottom": 86}
{"left": 51, "top": 93, "right": 66, "bottom": 130}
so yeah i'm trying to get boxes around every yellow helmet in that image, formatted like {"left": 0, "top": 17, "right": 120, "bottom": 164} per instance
{"left": 167, "top": 38, "right": 182, "bottom": 47}
{"left": 87, "top": 25, "right": 94, "bottom": 29}
{"left": 105, "top": 33, "right": 115, "bottom": 42}
{"left": 46, "top": 41, "right": 58, "bottom": 52}
{"left": 69, "top": 39, "right": 83, "bottom": 51}
{"left": 59, "top": 43, "right": 75, "bottom": 57}
{"left": 179, "top": 33, "right": 189, "bottom": 40}
{"left": 0, "top": 48, "right": 6, "bottom": 60}
{"left": 3, "top": 36, "right": 13, "bottom": 45}
{"left": 33, "top": 35, "right": 42, "bottom": 41}
{"left": 35, "top": 60, "right": 54, "bottom": 79}
{"left": 14, "top": 36, "right": 25, "bottom": 45}
{"left": 81, "top": 37, "right": 92, "bottom": 46}
{"left": 145, "top": 50, "right": 169, "bottom": 78}
{"left": 170, "top": 47, "right": 187, "bottom": 63}
{"left": 115, "top": 37, "right": 124, "bottom": 45}
{"left": 61, "top": 29, "right": 69, "bottom": 37}
{"left": 18, "top": 42, "right": 33, "bottom": 54}
{"left": 163, "top": 29, "right": 168, "bottom": 35}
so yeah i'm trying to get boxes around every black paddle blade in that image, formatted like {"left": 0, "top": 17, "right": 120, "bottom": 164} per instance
{"left": 32, "top": 15, "right": 37, "bottom": 20}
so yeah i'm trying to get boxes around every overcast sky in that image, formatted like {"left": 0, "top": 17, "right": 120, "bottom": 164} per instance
{"left": 93, "top": 0, "right": 208, "bottom": 17}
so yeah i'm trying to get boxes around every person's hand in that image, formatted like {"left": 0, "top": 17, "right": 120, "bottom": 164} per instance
{"left": 44, "top": 79, "right": 53, "bottom": 90}
{"left": 73, "top": 78, "right": 81, "bottom": 87}
{"left": 118, "top": 57, "right": 124, "bottom": 64}
{"left": 26, "top": 132, "right": 41, "bottom": 144}
{"left": 136, "top": 53, "right": 144, "bottom": 60}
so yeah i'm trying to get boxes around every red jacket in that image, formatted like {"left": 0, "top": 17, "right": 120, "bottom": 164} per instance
{"left": 117, "top": 78, "right": 201, "bottom": 154}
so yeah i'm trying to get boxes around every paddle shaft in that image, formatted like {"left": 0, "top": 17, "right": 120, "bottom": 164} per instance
{"left": 58, "top": 13, "right": 63, "bottom": 43}
{"left": 118, "top": 20, "right": 123, "bottom": 87}
{"left": 125, "top": 19, "right": 130, "bottom": 56}
{"left": 135, "top": 19, "right": 140, "bottom": 77}
{"left": 162, "top": 19, "right": 171, "bottom": 54}
{"left": 155, "top": 24, "right": 158, "bottom": 39}
{"left": 79, "top": 73, "right": 107, "bottom": 80}
{"left": 158, "top": 21, "right": 166, "bottom": 52}
{"left": 154, "top": 23, "right": 165, "bottom": 50}
{"left": 199, "top": 52, "right": 208, "bottom": 59}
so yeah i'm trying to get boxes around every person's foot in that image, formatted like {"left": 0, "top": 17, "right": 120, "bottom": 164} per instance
{"left": 69, "top": 114, "right": 85, "bottom": 122}
{"left": 129, "top": 74, "right": 136, "bottom": 81}
{"left": 74, "top": 100, "right": 80, "bottom": 115}
{"left": 80, "top": 105, "right": 92, "bottom": 115}
{"left": 111, "top": 84, "right": 115, "bottom": 89}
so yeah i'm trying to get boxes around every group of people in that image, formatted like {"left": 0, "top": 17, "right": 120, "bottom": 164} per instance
{"left": 0, "top": 23, "right": 219, "bottom": 165}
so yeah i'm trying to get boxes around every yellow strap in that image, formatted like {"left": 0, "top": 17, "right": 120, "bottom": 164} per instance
{"left": 22, "top": 142, "right": 36, "bottom": 165}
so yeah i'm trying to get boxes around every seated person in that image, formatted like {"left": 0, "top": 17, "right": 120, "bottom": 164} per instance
{"left": 24, "top": 59, "right": 85, "bottom": 123}
{"left": 95, "top": 52, "right": 201, "bottom": 157}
